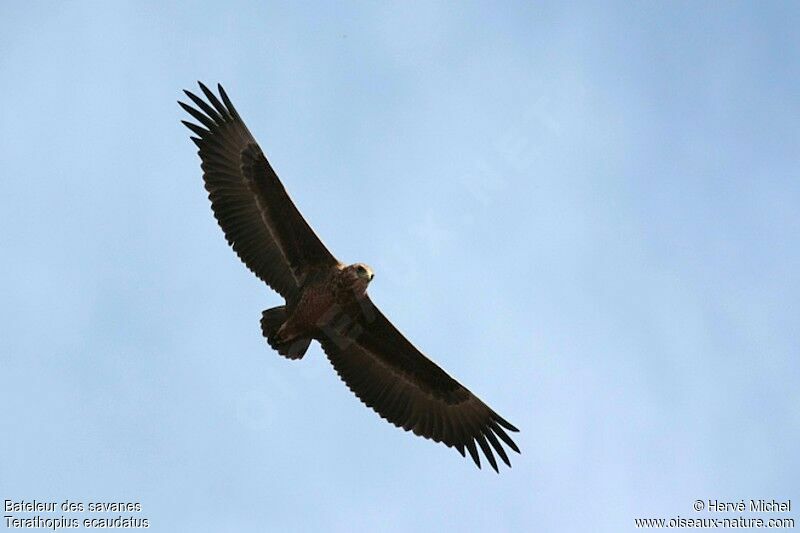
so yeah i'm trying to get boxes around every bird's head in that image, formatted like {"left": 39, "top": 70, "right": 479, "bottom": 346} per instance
{"left": 341, "top": 262, "right": 374, "bottom": 295}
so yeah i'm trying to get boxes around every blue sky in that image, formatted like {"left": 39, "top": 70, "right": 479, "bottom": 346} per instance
{"left": 1, "top": 2, "right": 797, "bottom": 531}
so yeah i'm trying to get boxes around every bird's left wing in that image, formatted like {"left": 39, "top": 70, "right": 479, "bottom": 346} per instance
{"left": 316, "top": 296, "right": 520, "bottom": 471}
{"left": 180, "top": 83, "right": 338, "bottom": 303}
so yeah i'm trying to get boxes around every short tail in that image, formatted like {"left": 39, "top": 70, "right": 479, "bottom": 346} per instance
{"left": 260, "top": 306, "right": 311, "bottom": 360}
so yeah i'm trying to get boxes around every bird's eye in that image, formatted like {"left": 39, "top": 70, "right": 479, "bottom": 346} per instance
{"left": 356, "top": 265, "right": 366, "bottom": 273}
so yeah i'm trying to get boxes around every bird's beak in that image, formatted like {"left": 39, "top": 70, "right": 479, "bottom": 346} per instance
{"left": 370, "top": 273, "right": 375, "bottom": 281}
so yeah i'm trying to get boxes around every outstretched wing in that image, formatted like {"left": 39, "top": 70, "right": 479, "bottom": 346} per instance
{"left": 180, "top": 82, "right": 338, "bottom": 302}
{"left": 316, "top": 296, "right": 520, "bottom": 471}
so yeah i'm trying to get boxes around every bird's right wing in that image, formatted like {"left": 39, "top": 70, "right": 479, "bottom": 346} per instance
{"left": 180, "top": 82, "right": 338, "bottom": 302}
{"left": 317, "top": 296, "right": 520, "bottom": 471}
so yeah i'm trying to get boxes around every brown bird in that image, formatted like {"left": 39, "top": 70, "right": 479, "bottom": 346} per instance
{"left": 180, "top": 82, "right": 520, "bottom": 471}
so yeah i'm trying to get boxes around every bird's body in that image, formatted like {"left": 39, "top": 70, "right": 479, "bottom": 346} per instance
{"left": 180, "top": 82, "right": 520, "bottom": 471}
{"left": 276, "top": 270, "right": 338, "bottom": 344}
{"left": 267, "top": 263, "right": 372, "bottom": 355}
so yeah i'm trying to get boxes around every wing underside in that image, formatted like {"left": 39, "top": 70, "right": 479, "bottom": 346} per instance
{"left": 317, "top": 297, "right": 520, "bottom": 471}
{"left": 180, "top": 82, "right": 337, "bottom": 302}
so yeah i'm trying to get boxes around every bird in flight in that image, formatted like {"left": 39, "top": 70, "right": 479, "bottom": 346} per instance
{"left": 180, "top": 82, "right": 520, "bottom": 471}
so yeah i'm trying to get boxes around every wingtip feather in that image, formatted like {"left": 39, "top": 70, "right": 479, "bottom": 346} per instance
{"left": 455, "top": 443, "right": 465, "bottom": 457}
{"left": 490, "top": 421, "right": 521, "bottom": 454}
{"left": 465, "top": 440, "right": 481, "bottom": 469}
{"left": 483, "top": 429, "right": 511, "bottom": 467}
{"left": 198, "top": 81, "right": 228, "bottom": 117}
{"left": 217, "top": 83, "right": 238, "bottom": 118}
{"left": 493, "top": 413, "right": 519, "bottom": 433}
{"left": 181, "top": 120, "right": 209, "bottom": 137}
{"left": 475, "top": 433, "right": 499, "bottom": 472}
